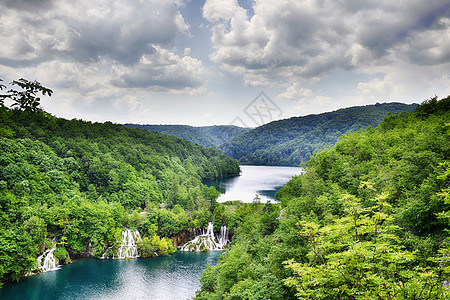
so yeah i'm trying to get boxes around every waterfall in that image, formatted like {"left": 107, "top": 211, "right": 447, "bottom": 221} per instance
{"left": 36, "top": 245, "right": 59, "bottom": 273}
{"left": 218, "top": 225, "right": 229, "bottom": 247}
{"left": 117, "top": 229, "right": 142, "bottom": 259}
{"left": 206, "top": 222, "right": 214, "bottom": 239}
{"left": 180, "top": 222, "right": 229, "bottom": 252}
{"left": 100, "top": 229, "right": 142, "bottom": 259}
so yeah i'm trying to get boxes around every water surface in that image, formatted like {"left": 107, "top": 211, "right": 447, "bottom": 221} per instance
{"left": 205, "top": 165, "right": 303, "bottom": 203}
{"left": 0, "top": 251, "right": 221, "bottom": 300}
{"left": 1, "top": 166, "right": 301, "bottom": 299}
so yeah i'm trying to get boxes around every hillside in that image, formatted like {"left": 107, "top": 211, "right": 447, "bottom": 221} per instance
{"left": 194, "top": 96, "right": 450, "bottom": 299}
{"left": 123, "top": 124, "right": 251, "bottom": 148}
{"left": 218, "top": 102, "right": 417, "bottom": 165}
{"left": 0, "top": 108, "right": 240, "bottom": 286}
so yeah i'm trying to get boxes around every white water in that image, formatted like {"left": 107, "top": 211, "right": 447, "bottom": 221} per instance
{"left": 218, "top": 225, "right": 229, "bottom": 246}
{"left": 117, "top": 229, "right": 142, "bottom": 259}
{"left": 36, "top": 245, "right": 59, "bottom": 273}
{"left": 103, "top": 229, "right": 142, "bottom": 259}
{"left": 181, "top": 222, "right": 229, "bottom": 252}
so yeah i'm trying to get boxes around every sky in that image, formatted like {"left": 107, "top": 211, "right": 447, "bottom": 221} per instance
{"left": 0, "top": 0, "right": 449, "bottom": 127}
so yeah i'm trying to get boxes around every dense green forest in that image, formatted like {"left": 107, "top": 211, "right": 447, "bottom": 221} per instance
{"left": 0, "top": 79, "right": 240, "bottom": 287}
{"left": 124, "top": 124, "right": 251, "bottom": 148}
{"left": 194, "top": 96, "right": 450, "bottom": 299}
{"left": 218, "top": 103, "right": 417, "bottom": 166}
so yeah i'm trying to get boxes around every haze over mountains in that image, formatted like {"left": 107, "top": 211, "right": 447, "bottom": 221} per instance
{"left": 123, "top": 125, "right": 250, "bottom": 149}
{"left": 126, "top": 102, "right": 417, "bottom": 166}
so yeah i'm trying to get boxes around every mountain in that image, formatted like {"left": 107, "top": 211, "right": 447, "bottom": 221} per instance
{"left": 218, "top": 102, "right": 417, "bottom": 166}
{"left": 123, "top": 124, "right": 251, "bottom": 148}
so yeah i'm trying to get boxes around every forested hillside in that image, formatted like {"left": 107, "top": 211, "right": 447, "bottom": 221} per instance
{"left": 218, "top": 103, "right": 416, "bottom": 165}
{"left": 124, "top": 124, "right": 250, "bottom": 148}
{"left": 194, "top": 96, "right": 450, "bottom": 299}
{"left": 0, "top": 81, "right": 240, "bottom": 287}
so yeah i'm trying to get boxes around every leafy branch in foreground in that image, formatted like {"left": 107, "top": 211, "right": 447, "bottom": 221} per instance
{"left": 0, "top": 78, "right": 53, "bottom": 124}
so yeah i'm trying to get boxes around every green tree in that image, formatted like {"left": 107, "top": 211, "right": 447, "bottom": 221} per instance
{"left": 284, "top": 193, "right": 449, "bottom": 299}
{"left": 0, "top": 78, "right": 53, "bottom": 124}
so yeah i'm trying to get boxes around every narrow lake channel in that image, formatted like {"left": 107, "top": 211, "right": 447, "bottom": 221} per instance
{"left": 204, "top": 165, "right": 303, "bottom": 203}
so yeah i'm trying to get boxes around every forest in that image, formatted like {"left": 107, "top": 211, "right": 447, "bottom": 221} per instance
{"left": 125, "top": 104, "right": 416, "bottom": 167}
{"left": 218, "top": 103, "right": 417, "bottom": 165}
{"left": 194, "top": 96, "right": 450, "bottom": 299}
{"left": 0, "top": 79, "right": 240, "bottom": 287}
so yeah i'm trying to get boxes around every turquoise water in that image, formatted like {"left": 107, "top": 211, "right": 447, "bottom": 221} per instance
{"left": 1, "top": 166, "right": 299, "bottom": 299}
{"left": 0, "top": 251, "right": 221, "bottom": 300}
{"left": 205, "top": 165, "right": 303, "bottom": 203}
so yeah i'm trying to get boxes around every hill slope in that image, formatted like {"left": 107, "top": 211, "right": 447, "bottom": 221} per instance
{"left": 123, "top": 124, "right": 251, "bottom": 148}
{"left": 218, "top": 102, "right": 417, "bottom": 165}
{"left": 194, "top": 96, "right": 450, "bottom": 299}
{"left": 0, "top": 110, "right": 240, "bottom": 285}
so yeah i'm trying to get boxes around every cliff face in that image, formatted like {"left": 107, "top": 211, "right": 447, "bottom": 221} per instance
{"left": 171, "top": 230, "right": 194, "bottom": 248}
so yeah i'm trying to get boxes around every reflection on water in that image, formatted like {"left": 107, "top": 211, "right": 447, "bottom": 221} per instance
{"left": 204, "top": 165, "right": 303, "bottom": 203}
{"left": 0, "top": 251, "right": 221, "bottom": 300}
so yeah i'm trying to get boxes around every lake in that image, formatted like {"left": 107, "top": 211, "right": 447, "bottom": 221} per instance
{"left": 204, "top": 165, "right": 303, "bottom": 203}
{"left": 1, "top": 165, "right": 301, "bottom": 299}
{"left": 0, "top": 251, "right": 221, "bottom": 300}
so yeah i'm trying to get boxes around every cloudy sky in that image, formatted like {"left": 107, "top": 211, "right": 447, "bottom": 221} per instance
{"left": 1, "top": 0, "right": 449, "bottom": 126}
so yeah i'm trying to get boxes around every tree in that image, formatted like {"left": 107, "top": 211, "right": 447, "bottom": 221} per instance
{"left": 284, "top": 193, "right": 449, "bottom": 299}
{"left": 0, "top": 78, "right": 53, "bottom": 123}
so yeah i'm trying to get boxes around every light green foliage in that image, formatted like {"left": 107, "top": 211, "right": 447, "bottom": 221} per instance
{"left": 54, "top": 246, "right": 70, "bottom": 265}
{"left": 195, "top": 202, "right": 300, "bottom": 299}
{"left": 285, "top": 193, "right": 449, "bottom": 299}
{"left": 137, "top": 235, "right": 176, "bottom": 258}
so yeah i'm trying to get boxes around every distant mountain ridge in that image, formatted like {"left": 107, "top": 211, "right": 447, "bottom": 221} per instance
{"left": 125, "top": 103, "right": 417, "bottom": 166}
{"left": 123, "top": 124, "right": 251, "bottom": 148}
{"left": 218, "top": 102, "right": 418, "bottom": 166}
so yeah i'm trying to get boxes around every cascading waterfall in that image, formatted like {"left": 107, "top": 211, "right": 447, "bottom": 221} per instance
{"left": 218, "top": 225, "right": 229, "bottom": 246}
{"left": 36, "top": 245, "right": 59, "bottom": 273}
{"left": 101, "top": 229, "right": 142, "bottom": 259}
{"left": 180, "top": 222, "right": 229, "bottom": 252}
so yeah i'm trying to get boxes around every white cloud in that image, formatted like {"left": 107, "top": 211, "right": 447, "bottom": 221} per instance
{"left": 292, "top": 95, "right": 335, "bottom": 116}
{"left": 357, "top": 77, "right": 394, "bottom": 101}
{"left": 202, "top": 0, "right": 450, "bottom": 89}
{"left": 1, "top": 0, "right": 449, "bottom": 125}
{"left": 277, "top": 83, "right": 313, "bottom": 100}
{"left": 111, "top": 46, "right": 206, "bottom": 90}
{"left": 0, "top": 0, "right": 204, "bottom": 93}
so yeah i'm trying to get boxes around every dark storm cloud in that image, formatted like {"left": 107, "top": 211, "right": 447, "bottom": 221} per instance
{"left": 1, "top": 0, "right": 54, "bottom": 11}
{"left": 356, "top": 1, "right": 450, "bottom": 58}
{"left": 62, "top": 7, "right": 182, "bottom": 65}
{"left": 1, "top": 1, "right": 185, "bottom": 65}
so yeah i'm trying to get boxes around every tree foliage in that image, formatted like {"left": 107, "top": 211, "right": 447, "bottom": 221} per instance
{"left": 195, "top": 96, "right": 450, "bottom": 299}
{"left": 124, "top": 124, "right": 251, "bottom": 148}
{"left": 0, "top": 79, "right": 53, "bottom": 136}
{"left": 218, "top": 103, "right": 416, "bottom": 166}
{"left": 0, "top": 78, "right": 240, "bottom": 287}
